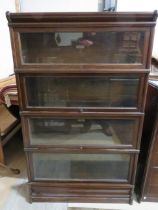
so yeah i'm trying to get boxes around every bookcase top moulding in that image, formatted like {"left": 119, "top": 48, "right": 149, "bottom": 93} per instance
{"left": 6, "top": 11, "right": 158, "bottom": 25}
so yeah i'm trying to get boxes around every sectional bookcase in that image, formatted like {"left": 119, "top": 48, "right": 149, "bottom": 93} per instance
{"left": 7, "top": 11, "right": 157, "bottom": 203}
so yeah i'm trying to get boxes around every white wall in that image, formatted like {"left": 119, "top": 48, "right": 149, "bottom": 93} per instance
{"left": 117, "top": 0, "right": 158, "bottom": 58}
{"left": 20, "top": 0, "right": 99, "bottom": 12}
{"left": 117, "top": 0, "right": 157, "bottom": 11}
{"left": 0, "top": 0, "right": 15, "bottom": 79}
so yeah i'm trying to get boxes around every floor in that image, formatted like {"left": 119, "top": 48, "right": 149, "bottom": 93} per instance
{"left": 0, "top": 133, "right": 158, "bottom": 210}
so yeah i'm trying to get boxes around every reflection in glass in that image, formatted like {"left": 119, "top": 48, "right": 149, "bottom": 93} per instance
{"left": 32, "top": 153, "right": 130, "bottom": 181}
{"left": 29, "top": 118, "right": 135, "bottom": 146}
{"left": 20, "top": 31, "right": 144, "bottom": 64}
{"left": 25, "top": 76, "right": 139, "bottom": 108}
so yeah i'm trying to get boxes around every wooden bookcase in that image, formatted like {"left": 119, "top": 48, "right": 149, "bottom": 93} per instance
{"left": 136, "top": 80, "right": 158, "bottom": 202}
{"left": 6, "top": 11, "right": 157, "bottom": 203}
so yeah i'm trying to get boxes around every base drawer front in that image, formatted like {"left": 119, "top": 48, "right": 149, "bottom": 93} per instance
{"left": 148, "top": 169, "right": 158, "bottom": 186}
{"left": 152, "top": 137, "right": 158, "bottom": 166}
{"left": 152, "top": 152, "right": 158, "bottom": 167}
{"left": 143, "top": 169, "right": 158, "bottom": 200}
{"left": 20, "top": 74, "right": 146, "bottom": 111}
{"left": 146, "top": 186, "right": 158, "bottom": 198}
{"left": 23, "top": 115, "right": 141, "bottom": 148}
{"left": 145, "top": 172, "right": 158, "bottom": 199}
{"left": 29, "top": 152, "right": 133, "bottom": 182}
{"left": 30, "top": 182, "right": 132, "bottom": 203}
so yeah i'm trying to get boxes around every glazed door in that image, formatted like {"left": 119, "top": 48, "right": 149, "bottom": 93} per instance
{"left": 22, "top": 116, "right": 141, "bottom": 148}
{"left": 19, "top": 31, "right": 146, "bottom": 65}
{"left": 20, "top": 73, "right": 146, "bottom": 111}
{"left": 28, "top": 152, "right": 133, "bottom": 183}
{"left": 14, "top": 28, "right": 150, "bottom": 69}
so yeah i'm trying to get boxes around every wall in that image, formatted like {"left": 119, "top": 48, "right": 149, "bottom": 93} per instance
{"left": 20, "top": 0, "right": 99, "bottom": 12}
{"left": 0, "top": 0, "right": 15, "bottom": 79}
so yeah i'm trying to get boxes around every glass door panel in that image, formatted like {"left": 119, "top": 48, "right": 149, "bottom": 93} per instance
{"left": 25, "top": 75, "right": 140, "bottom": 108}
{"left": 32, "top": 153, "right": 130, "bottom": 181}
{"left": 28, "top": 118, "right": 136, "bottom": 147}
{"left": 20, "top": 31, "right": 145, "bottom": 64}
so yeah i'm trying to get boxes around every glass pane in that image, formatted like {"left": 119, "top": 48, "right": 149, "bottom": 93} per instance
{"left": 29, "top": 118, "right": 135, "bottom": 146}
{"left": 20, "top": 31, "right": 145, "bottom": 64}
{"left": 25, "top": 76, "right": 139, "bottom": 108}
{"left": 32, "top": 153, "right": 130, "bottom": 181}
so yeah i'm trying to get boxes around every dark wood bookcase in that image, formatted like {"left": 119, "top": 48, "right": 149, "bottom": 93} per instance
{"left": 6, "top": 11, "right": 157, "bottom": 203}
{"left": 136, "top": 80, "right": 158, "bottom": 202}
